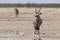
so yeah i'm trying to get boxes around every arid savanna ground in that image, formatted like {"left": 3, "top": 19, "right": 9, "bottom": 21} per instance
{"left": 0, "top": 7, "right": 60, "bottom": 40}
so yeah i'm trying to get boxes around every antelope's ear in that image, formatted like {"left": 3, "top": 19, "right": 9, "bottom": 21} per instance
{"left": 39, "top": 13, "right": 42, "bottom": 15}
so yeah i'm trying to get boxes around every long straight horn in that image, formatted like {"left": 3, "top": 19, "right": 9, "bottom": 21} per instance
{"left": 38, "top": 7, "right": 41, "bottom": 13}
{"left": 35, "top": 8, "right": 37, "bottom": 13}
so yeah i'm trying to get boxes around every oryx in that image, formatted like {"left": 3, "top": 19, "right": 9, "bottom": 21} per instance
{"left": 33, "top": 8, "right": 42, "bottom": 40}
{"left": 14, "top": 8, "right": 19, "bottom": 17}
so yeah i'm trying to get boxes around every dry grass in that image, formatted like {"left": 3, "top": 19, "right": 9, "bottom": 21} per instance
{"left": 0, "top": 7, "right": 60, "bottom": 40}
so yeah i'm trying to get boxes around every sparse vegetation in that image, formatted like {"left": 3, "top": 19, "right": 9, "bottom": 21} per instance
{"left": 0, "top": 7, "right": 59, "bottom": 40}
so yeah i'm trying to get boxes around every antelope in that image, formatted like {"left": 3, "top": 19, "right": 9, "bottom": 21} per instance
{"left": 14, "top": 8, "right": 19, "bottom": 17}
{"left": 33, "top": 8, "right": 42, "bottom": 40}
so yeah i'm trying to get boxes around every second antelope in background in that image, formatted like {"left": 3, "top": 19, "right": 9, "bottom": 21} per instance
{"left": 14, "top": 8, "right": 19, "bottom": 17}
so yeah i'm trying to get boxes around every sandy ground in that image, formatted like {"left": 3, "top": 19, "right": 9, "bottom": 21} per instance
{"left": 0, "top": 7, "right": 59, "bottom": 40}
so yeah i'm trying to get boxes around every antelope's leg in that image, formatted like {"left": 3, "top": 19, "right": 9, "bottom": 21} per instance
{"left": 34, "top": 30, "right": 40, "bottom": 40}
{"left": 34, "top": 30, "right": 37, "bottom": 40}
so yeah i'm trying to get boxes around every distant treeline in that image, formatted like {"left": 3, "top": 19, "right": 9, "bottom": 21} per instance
{"left": 0, "top": 3, "right": 60, "bottom": 8}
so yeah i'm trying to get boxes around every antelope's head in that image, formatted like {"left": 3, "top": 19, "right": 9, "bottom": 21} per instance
{"left": 35, "top": 8, "right": 42, "bottom": 17}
